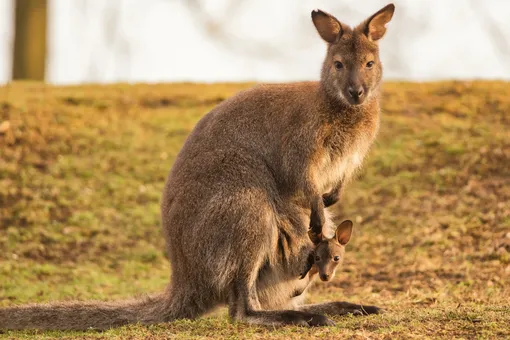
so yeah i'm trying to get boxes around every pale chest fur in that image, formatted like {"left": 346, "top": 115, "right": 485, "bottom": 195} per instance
{"left": 311, "top": 120, "right": 379, "bottom": 194}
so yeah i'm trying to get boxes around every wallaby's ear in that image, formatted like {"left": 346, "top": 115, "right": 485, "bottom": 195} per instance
{"left": 360, "top": 3, "right": 395, "bottom": 42}
{"left": 308, "top": 229, "right": 323, "bottom": 245}
{"left": 311, "top": 9, "right": 343, "bottom": 44}
{"left": 335, "top": 220, "right": 353, "bottom": 245}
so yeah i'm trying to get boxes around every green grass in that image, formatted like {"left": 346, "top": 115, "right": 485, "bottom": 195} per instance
{"left": 0, "top": 81, "right": 509, "bottom": 339}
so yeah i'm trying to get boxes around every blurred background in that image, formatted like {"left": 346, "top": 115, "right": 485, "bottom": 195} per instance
{"left": 1, "top": 0, "right": 510, "bottom": 85}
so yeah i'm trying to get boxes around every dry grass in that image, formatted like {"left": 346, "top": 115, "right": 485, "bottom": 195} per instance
{"left": 0, "top": 81, "right": 509, "bottom": 339}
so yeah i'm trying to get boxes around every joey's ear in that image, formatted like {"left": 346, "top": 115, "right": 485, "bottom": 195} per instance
{"left": 311, "top": 9, "right": 343, "bottom": 43}
{"left": 359, "top": 3, "right": 395, "bottom": 42}
{"left": 335, "top": 220, "right": 353, "bottom": 245}
{"left": 308, "top": 229, "right": 323, "bottom": 245}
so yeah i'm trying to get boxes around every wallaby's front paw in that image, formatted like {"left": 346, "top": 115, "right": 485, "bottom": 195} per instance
{"left": 309, "top": 217, "right": 324, "bottom": 235}
{"left": 322, "top": 195, "right": 336, "bottom": 208}
{"left": 322, "top": 191, "right": 340, "bottom": 207}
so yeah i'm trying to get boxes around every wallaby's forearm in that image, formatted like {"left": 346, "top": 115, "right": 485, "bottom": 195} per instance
{"left": 309, "top": 195, "right": 326, "bottom": 235}
{"left": 279, "top": 140, "right": 327, "bottom": 235}
{"left": 311, "top": 181, "right": 345, "bottom": 233}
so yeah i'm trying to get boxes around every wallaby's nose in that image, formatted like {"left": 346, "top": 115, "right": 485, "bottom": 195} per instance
{"left": 320, "top": 273, "right": 330, "bottom": 281}
{"left": 348, "top": 86, "right": 364, "bottom": 99}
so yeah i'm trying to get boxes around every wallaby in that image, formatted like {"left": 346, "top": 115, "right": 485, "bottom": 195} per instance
{"left": 299, "top": 220, "right": 353, "bottom": 282}
{"left": 0, "top": 3, "right": 395, "bottom": 330}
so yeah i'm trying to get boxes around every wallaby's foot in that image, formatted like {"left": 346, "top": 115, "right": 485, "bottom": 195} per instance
{"left": 229, "top": 283, "right": 334, "bottom": 327}
{"left": 298, "top": 301, "right": 382, "bottom": 317}
{"left": 243, "top": 310, "right": 334, "bottom": 327}
{"left": 356, "top": 304, "right": 383, "bottom": 315}
{"left": 347, "top": 304, "right": 382, "bottom": 316}
{"left": 300, "top": 312, "right": 335, "bottom": 327}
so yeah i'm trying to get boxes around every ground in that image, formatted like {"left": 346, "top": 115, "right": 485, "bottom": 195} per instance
{"left": 0, "top": 81, "right": 508, "bottom": 339}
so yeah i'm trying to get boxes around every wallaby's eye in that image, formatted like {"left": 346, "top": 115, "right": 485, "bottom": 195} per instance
{"left": 366, "top": 61, "right": 375, "bottom": 69}
{"left": 334, "top": 61, "right": 343, "bottom": 70}
{"left": 315, "top": 256, "right": 321, "bottom": 262}
{"left": 333, "top": 256, "right": 340, "bottom": 262}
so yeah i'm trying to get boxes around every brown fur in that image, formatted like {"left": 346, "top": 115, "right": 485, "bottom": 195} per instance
{"left": 0, "top": 3, "right": 394, "bottom": 330}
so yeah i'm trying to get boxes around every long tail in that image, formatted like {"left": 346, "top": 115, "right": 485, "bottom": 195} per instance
{"left": 0, "top": 292, "right": 172, "bottom": 331}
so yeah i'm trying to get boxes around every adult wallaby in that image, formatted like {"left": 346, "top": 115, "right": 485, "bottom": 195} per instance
{"left": 0, "top": 3, "right": 395, "bottom": 330}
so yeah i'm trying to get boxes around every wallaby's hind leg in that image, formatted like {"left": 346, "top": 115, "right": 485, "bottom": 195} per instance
{"left": 162, "top": 283, "right": 219, "bottom": 322}
{"left": 228, "top": 281, "right": 261, "bottom": 320}
{"left": 297, "top": 301, "right": 382, "bottom": 316}
{"left": 228, "top": 279, "right": 335, "bottom": 327}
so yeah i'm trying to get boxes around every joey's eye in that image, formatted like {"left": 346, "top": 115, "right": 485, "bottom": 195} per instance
{"left": 366, "top": 61, "right": 375, "bottom": 68}
{"left": 334, "top": 61, "right": 343, "bottom": 70}
{"left": 333, "top": 256, "right": 340, "bottom": 262}
{"left": 315, "top": 256, "right": 321, "bottom": 262}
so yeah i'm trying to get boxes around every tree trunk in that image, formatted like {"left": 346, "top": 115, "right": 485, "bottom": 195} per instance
{"left": 12, "top": 0, "right": 47, "bottom": 81}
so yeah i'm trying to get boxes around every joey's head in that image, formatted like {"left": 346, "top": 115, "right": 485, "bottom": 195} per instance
{"left": 312, "top": 4, "right": 395, "bottom": 106}
{"left": 309, "top": 220, "right": 353, "bottom": 282}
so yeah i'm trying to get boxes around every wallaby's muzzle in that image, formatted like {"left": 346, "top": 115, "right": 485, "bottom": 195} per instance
{"left": 320, "top": 273, "right": 331, "bottom": 281}
{"left": 348, "top": 85, "right": 365, "bottom": 103}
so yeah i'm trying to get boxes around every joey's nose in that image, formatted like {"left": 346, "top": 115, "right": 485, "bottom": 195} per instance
{"left": 348, "top": 87, "right": 364, "bottom": 99}
{"left": 320, "top": 273, "right": 330, "bottom": 281}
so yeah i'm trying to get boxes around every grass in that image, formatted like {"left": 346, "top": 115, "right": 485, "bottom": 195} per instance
{"left": 0, "top": 81, "right": 509, "bottom": 339}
